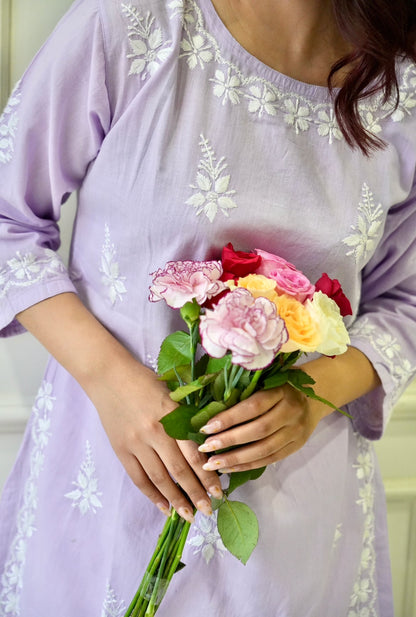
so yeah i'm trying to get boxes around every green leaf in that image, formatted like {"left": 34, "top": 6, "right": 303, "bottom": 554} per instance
{"left": 262, "top": 371, "right": 290, "bottom": 390}
{"left": 287, "top": 369, "right": 316, "bottom": 388}
{"left": 158, "top": 364, "right": 192, "bottom": 383}
{"left": 160, "top": 405, "right": 198, "bottom": 439}
{"left": 227, "top": 467, "right": 267, "bottom": 495}
{"left": 169, "top": 374, "right": 217, "bottom": 403}
{"left": 206, "top": 355, "right": 231, "bottom": 373}
{"left": 217, "top": 500, "right": 259, "bottom": 565}
{"left": 190, "top": 401, "right": 227, "bottom": 431}
{"left": 174, "top": 562, "right": 186, "bottom": 573}
{"left": 211, "top": 496, "right": 223, "bottom": 511}
{"left": 158, "top": 331, "right": 192, "bottom": 375}
{"left": 186, "top": 431, "right": 206, "bottom": 446}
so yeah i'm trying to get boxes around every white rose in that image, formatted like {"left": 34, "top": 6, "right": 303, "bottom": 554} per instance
{"left": 306, "top": 291, "right": 350, "bottom": 356}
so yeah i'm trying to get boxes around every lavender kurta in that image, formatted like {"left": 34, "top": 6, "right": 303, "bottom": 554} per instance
{"left": 1, "top": 0, "right": 416, "bottom": 615}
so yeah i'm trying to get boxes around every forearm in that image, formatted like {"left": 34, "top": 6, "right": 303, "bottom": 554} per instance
{"left": 301, "top": 345, "right": 382, "bottom": 419}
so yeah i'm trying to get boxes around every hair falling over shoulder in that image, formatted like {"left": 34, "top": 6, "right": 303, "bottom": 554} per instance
{"left": 329, "top": 0, "right": 416, "bottom": 155}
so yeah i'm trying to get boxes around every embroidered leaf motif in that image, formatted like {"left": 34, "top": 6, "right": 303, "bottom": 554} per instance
{"left": 101, "top": 583, "right": 126, "bottom": 617}
{"left": 100, "top": 224, "right": 127, "bottom": 305}
{"left": 186, "top": 135, "right": 238, "bottom": 222}
{"left": 187, "top": 510, "right": 226, "bottom": 564}
{"left": 343, "top": 183, "right": 384, "bottom": 266}
{"left": 65, "top": 441, "right": 103, "bottom": 515}
{"left": 0, "top": 81, "right": 21, "bottom": 165}
{"left": 0, "top": 249, "right": 66, "bottom": 300}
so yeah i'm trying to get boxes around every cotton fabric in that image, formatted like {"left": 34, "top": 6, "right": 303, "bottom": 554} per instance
{"left": 1, "top": 0, "right": 416, "bottom": 615}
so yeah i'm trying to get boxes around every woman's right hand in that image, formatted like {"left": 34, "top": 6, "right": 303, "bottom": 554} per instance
{"left": 16, "top": 292, "right": 222, "bottom": 522}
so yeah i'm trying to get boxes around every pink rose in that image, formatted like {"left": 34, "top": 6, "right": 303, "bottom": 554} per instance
{"left": 149, "top": 260, "right": 227, "bottom": 308}
{"left": 199, "top": 288, "right": 288, "bottom": 370}
{"left": 255, "top": 249, "right": 296, "bottom": 277}
{"left": 269, "top": 268, "right": 315, "bottom": 303}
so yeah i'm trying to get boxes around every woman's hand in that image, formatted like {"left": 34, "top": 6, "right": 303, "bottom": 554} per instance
{"left": 197, "top": 384, "right": 328, "bottom": 473}
{"left": 16, "top": 293, "right": 223, "bottom": 522}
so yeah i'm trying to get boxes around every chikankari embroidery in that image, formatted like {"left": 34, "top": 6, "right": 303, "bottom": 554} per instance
{"left": 187, "top": 510, "right": 226, "bottom": 564}
{"left": 0, "top": 248, "right": 66, "bottom": 299}
{"left": 0, "top": 81, "right": 21, "bottom": 165}
{"left": 65, "top": 441, "right": 103, "bottom": 515}
{"left": 343, "top": 183, "right": 384, "bottom": 266}
{"left": 186, "top": 134, "right": 238, "bottom": 222}
{"left": 173, "top": 1, "right": 416, "bottom": 140}
{"left": 348, "top": 436, "right": 377, "bottom": 617}
{"left": 101, "top": 582, "right": 126, "bottom": 617}
{"left": 0, "top": 382, "right": 56, "bottom": 616}
{"left": 100, "top": 224, "right": 127, "bottom": 305}
{"left": 121, "top": 3, "right": 172, "bottom": 79}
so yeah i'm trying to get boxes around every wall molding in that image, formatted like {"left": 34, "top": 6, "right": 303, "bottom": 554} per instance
{"left": 0, "top": 0, "right": 11, "bottom": 109}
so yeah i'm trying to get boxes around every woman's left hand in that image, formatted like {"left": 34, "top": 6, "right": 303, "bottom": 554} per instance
{"left": 198, "top": 385, "right": 329, "bottom": 472}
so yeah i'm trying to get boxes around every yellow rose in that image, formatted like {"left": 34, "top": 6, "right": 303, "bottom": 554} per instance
{"left": 273, "top": 293, "right": 321, "bottom": 353}
{"left": 237, "top": 274, "right": 278, "bottom": 301}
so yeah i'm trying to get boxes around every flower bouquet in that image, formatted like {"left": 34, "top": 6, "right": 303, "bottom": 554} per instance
{"left": 124, "top": 243, "right": 352, "bottom": 617}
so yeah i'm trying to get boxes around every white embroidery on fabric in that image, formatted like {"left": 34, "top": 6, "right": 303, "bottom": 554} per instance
{"left": 349, "top": 317, "right": 416, "bottom": 404}
{"left": 65, "top": 441, "right": 103, "bottom": 515}
{"left": 100, "top": 224, "right": 127, "bottom": 305}
{"left": 0, "top": 81, "right": 21, "bottom": 165}
{"left": 121, "top": 4, "right": 172, "bottom": 79}
{"left": 186, "top": 134, "right": 238, "bottom": 222}
{"left": 171, "top": 1, "right": 416, "bottom": 140}
{"left": 332, "top": 523, "right": 343, "bottom": 550}
{"left": 101, "top": 582, "right": 126, "bottom": 617}
{"left": 343, "top": 184, "right": 384, "bottom": 266}
{"left": 348, "top": 436, "right": 377, "bottom": 616}
{"left": 0, "top": 382, "right": 56, "bottom": 616}
{"left": 187, "top": 510, "right": 226, "bottom": 564}
{"left": 145, "top": 353, "right": 158, "bottom": 372}
{"left": 0, "top": 249, "right": 66, "bottom": 299}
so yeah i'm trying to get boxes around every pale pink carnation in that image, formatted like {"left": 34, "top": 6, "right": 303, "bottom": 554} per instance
{"left": 199, "top": 288, "right": 288, "bottom": 370}
{"left": 255, "top": 249, "right": 296, "bottom": 277}
{"left": 149, "top": 260, "right": 227, "bottom": 308}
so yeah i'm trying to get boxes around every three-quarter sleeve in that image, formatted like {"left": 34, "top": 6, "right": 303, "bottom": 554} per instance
{"left": 347, "top": 174, "right": 416, "bottom": 439}
{"left": 0, "top": 0, "right": 110, "bottom": 337}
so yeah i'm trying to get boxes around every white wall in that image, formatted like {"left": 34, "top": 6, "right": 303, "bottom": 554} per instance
{"left": 1, "top": 1, "right": 416, "bottom": 614}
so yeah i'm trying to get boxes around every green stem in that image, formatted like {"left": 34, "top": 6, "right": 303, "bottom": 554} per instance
{"left": 240, "top": 369, "right": 263, "bottom": 401}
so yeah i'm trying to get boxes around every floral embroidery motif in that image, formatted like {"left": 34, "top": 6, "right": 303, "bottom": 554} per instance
{"left": 0, "top": 382, "right": 56, "bottom": 616}
{"left": 100, "top": 224, "right": 127, "bottom": 305}
{"left": 349, "top": 317, "right": 416, "bottom": 404}
{"left": 348, "top": 436, "right": 377, "bottom": 616}
{"left": 186, "top": 134, "right": 238, "bottom": 222}
{"left": 0, "top": 249, "right": 66, "bottom": 299}
{"left": 65, "top": 441, "right": 103, "bottom": 515}
{"left": 101, "top": 582, "right": 126, "bottom": 617}
{"left": 0, "top": 81, "right": 21, "bottom": 165}
{"left": 332, "top": 523, "right": 343, "bottom": 550}
{"left": 121, "top": 4, "right": 172, "bottom": 79}
{"left": 187, "top": 510, "right": 226, "bottom": 564}
{"left": 343, "top": 184, "right": 384, "bottom": 266}
{"left": 172, "top": 1, "right": 416, "bottom": 140}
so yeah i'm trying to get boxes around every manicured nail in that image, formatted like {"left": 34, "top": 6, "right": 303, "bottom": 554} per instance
{"left": 197, "top": 500, "right": 213, "bottom": 517}
{"left": 209, "top": 485, "right": 223, "bottom": 500}
{"left": 200, "top": 421, "right": 222, "bottom": 434}
{"left": 198, "top": 439, "right": 222, "bottom": 453}
{"left": 177, "top": 507, "right": 195, "bottom": 524}
{"left": 202, "top": 459, "right": 225, "bottom": 471}
{"left": 218, "top": 468, "right": 235, "bottom": 474}
{"left": 157, "top": 503, "right": 171, "bottom": 517}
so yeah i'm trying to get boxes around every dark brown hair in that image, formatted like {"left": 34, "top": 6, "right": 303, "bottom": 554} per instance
{"left": 329, "top": 0, "right": 416, "bottom": 155}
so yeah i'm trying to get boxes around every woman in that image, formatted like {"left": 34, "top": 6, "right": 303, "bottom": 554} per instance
{"left": 0, "top": 0, "right": 415, "bottom": 614}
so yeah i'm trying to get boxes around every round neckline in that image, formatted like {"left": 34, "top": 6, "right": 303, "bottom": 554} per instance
{"left": 201, "top": 0, "right": 336, "bottom": 103}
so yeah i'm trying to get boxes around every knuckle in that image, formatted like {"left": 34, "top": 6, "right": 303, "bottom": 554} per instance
{"left": 169, "top": 460, "right": 188, "bottom": 480}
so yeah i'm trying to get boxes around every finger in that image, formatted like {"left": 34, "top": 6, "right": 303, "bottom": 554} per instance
{"left": 119, "top": 452, "right": 171, "bottom": 516}
{"left": 198, "top": 408, "right": 284, "bottom": 453}
{"left": 199, "top": 388, "right": 285, "bottom": 435}
{"left": 178, "top": 440, "right": 223, "bottom": 501}
{"left": 219, "top": 440, "right": 304, "bottom": 473}
{"left": 201, "top": 429, "right": 292, "bottom": 471}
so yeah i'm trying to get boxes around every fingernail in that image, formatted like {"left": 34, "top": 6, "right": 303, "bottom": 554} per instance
{"left": 157, "top": 503, "right": 171, "bottom": 517}
{"left": 198, "top": 439, "right": 222, "bottom": 453}
{"left": 197, "top": 500, "right": 213, "bottom": 517}
{"left": 209, "top": 485, "right": 223, "bottom": 500}
{"left": 200, "top": 421, "right": 222, "bottom": 434}
{"left": 177, "top": 507, "right": 195, "bottom": 524}
{"left": 219, "top": 468, "right": 235, "bottom": 474}
{"left": 202, "top": 459, "right": 225, "bottom": 471}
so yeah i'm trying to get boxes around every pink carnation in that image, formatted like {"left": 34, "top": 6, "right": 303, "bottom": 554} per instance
{"left": 199, "top": 288, "right": 288, "bottom": 370}
{"left": 149, "top": 260, "right": 227, "bottom": 308}
{"left": 255, "top": 249, "right": 296, "bottom": 277}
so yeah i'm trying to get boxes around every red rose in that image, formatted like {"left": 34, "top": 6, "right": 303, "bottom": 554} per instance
{"left": 221, "top": 243, "right": 262, "bottom": 280}
{"left": 315, "top": 273, "right": 352, "bottom": 317}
